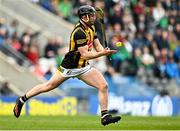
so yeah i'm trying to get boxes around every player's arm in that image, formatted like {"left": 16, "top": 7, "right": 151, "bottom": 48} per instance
{"left": 92, "top": 26, "right": 104, "bottom": 52}
{"left": 93, "top": 38, "right": 104, "bottom": 52}
{"left": 75, "top": 29, "right": 116, "bottom": 60}
{"left": 74, "top": 30, "right": 116, "bottom": 60}
{"left": 78, "top": 45, "right": 116, "bottom": 60}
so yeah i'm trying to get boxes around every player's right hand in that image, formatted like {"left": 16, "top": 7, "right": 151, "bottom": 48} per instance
{"left": 102, "top": 48, "right": 117, "bottom": 56}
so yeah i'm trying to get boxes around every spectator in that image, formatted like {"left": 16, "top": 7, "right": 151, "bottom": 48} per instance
{"left": 109, "top": 35, "right": 123, "bottom": 72}
{"left": 168, "top": 26, "right": 179, "bottom": 51}
{"left": 174, "top": 23, "right": 180, "bottom": 41}
{"left": 129, "top": 47, "right": 143, "bottom": 76}
{"left": 0, "top": 27, "right": 7, "bottom": 44}
{"left": 141, "top": 46, "right": 155, "bottom": 68}
{"left": 153, "top": 48, "right": 169, "bottom": 79}
{"left": 174, "top": 45, "right": 180, "bottom": 62}
{"left": 26, "top": 44, "right": 39, "bottom": 64}
{"left": 39, "top": 0, "right": 58, "bottom": 15}
{"left": 157, "top": 30, "right": 170, "bottom": 50}
{"left": 122, "top": 9, "right": 136, "bottom": 35}
{"left": 131, "top": 31, "right": 145, "bottom": 49}
{"left": 132, "top": 0, "right": 145, "bottom": 27}
{"left": 57, "top": 0, "right": 72, "bottom": 20}
{"left": 165, "top": 51, "right": 180, "bottom": 79}
{"left": 152, "top": 1, "right": 165, "bottom": 24}
{"left": 6, "top": 19, "right": 19, "bottom": 38}
{"left": 44, "top": 38, "right": 57, "bottom": 58}
{"left": 0, "top": 18, "right": 8, "bottom": 44}
{"left": 0, "top": 81, "right": 12, "bottom": 95}
{"left": 108, "top": 4, "right": 123, "bottom": 26}
{"left": 137, "top": 14, "right": 146, "bottom": 32}
{"left": 9, "top": 32, "right": 21, "bottom": 51}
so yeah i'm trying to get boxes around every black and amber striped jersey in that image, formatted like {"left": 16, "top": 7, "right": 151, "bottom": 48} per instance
{"left": 61, "top": 21, "right": 98, "bottom": 69}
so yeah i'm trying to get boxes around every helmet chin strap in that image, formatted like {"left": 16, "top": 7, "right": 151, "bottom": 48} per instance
{"left": 83, "top": 14, "right": 90, "bottom": 23}
{"left": 81, "top": 15, "right": 94, "bottom": 26}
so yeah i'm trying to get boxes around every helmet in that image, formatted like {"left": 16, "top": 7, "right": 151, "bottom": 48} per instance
{"left": 78, "top": 5, "right": 96, "bottom": 18}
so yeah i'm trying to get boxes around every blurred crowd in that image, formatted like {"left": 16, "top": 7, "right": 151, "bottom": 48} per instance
{"left": 0, "top": 17, "right": 67, "bottom": 80}
{"left": 0, "top": 0, "right": 180, "bottom": 94}
{"left": 34, "top": 0, "right": 180, "bottom": 86}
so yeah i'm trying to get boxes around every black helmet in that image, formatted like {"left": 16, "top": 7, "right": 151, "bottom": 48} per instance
{"left": 78, "top": 5, "right": 96, "bottom": 18}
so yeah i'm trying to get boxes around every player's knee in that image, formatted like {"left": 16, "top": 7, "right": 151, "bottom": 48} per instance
{"left": 98, "top": 82, "right": 108, "bottom": 91}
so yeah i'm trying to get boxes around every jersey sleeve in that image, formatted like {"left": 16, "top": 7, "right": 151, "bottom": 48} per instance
{"left": 74, "top": 29, "right": 87, "bottom": 47}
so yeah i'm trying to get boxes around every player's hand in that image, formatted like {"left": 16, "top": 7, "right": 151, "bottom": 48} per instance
{"left": 102, "top": 47, "right": 117, "bottom": 56}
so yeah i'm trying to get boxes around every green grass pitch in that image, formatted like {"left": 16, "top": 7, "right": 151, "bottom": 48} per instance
{"left": 0, "top": 115, "right": 180, "bottom": 130}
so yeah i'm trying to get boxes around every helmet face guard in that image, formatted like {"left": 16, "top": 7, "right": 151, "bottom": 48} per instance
{"left": 78, "top": 5, "right": 96, "bottom": 19}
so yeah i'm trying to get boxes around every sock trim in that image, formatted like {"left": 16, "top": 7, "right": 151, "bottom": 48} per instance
{"left": 101, "top": 114, "right": 109, "bottom": 119}
{"left": 19, "top": 98, "right": 25, "bottom": 104}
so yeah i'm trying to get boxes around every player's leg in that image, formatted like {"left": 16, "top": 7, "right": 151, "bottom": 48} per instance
{"left": 13, "top": 71, "right": 68, "bottom": 118}
{"left": 25, "top": 72, "right": 67, "bottom": 98}
{"left": 79, "top": 68, "right": 121, "bottom": 125}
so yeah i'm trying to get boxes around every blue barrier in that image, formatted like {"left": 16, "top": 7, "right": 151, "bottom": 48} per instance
{"left": 89, "top": 95, "right": 180, "bottom": 116}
